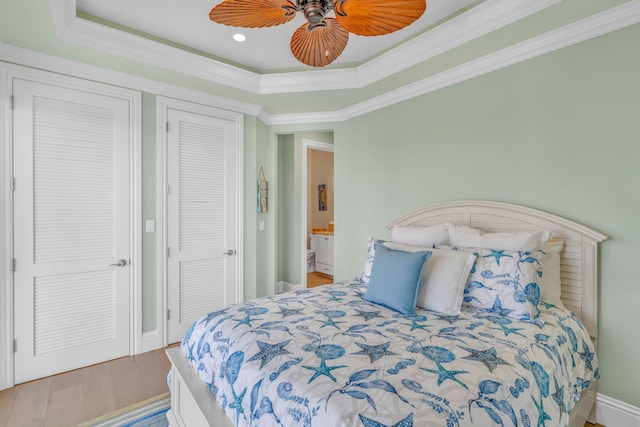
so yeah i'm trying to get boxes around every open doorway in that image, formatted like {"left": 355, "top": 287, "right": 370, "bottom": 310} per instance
{"left": 302, "top": 139, "right": 334, "bottom": 288}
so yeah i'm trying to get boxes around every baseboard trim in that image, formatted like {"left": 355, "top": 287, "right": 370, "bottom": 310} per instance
{"left": 595, "top": 393, "right": 640, "bottom": 426}
{"left": 275, "top": 281, "right": 303, "bottom": 294}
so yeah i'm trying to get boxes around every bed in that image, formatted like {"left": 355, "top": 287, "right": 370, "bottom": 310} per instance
{"left": 166, "top": 200, "right": 607, "bottom": 427}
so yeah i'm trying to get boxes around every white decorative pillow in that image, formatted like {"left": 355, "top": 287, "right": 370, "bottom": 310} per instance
{"left": 446, "top": 223, "right": 551, "bottom": 251}
{"left": 385, "top": 242, "right": 476, "bottom": 315}
{"left": 461, "top": 247, "right": 544, "bottom": 321}
{"left": 390, "top": 223, "right": 449, "bottom": 247}
{"left": 540, "top": 238, "right": 564, "bottom": 307}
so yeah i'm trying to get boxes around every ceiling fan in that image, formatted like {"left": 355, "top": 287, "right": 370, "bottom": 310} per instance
{"left": 209, "top": 0, "right": 427, "bottom": 67}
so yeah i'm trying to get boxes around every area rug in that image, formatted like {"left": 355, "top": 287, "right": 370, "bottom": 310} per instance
{"left": 77, "top": 392, "right": 170, "bottom": 427}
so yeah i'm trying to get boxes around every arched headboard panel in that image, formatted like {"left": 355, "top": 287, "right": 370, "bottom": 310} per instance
{"left": 387, "top": 200, "right": 607, "bottom": 341}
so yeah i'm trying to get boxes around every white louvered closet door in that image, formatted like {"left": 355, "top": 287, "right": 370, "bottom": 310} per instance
{"left": 13, "top": 79, "right": 131, "bottom": 383}
{"left": 166, "top": 108, "right": 237, "bottom": 343}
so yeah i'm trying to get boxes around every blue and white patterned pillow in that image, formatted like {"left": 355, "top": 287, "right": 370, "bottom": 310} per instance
{"left": 360, "top": 237, "right": 385, "bottom": 283}
{"left": 462, "top": 247, "right": 544, "bottom": 321}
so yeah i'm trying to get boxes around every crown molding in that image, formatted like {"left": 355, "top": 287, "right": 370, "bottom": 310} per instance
{"left": 356, "top": 0, "right": 562, "bottom": 88}
{"left": 4, "top": 1, "right": 639, "bottom": 125}
{"left": 51, "top": 0, "right": 261, "bottom": 93}
{"left": 265, "top": 0, "right": 640, "bottom": 125}
{"left": 0, "top": 43, "right": 263, "bottom": 117}
{"left": 51, "top": 0, "right": 561, "bottom": 95}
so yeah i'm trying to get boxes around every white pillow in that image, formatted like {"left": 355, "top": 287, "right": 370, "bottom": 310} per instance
{"left": 446, "top": 223, "right": 551, "bottom": 251}
{"left": 390, "top": 224, "right": 449, "bottom": 247}
{"left": 383, "top": 242, "right": 477, "bottom": 315}
{"left": 540, "top": 238, "right": 564, "bottom": 307}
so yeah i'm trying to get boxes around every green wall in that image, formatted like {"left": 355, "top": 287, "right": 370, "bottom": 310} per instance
{"left": 140, "top": 93, "right": 157, "bottom": 331}
{"left": 275, "top": 132, "right": 334, "bottom": 287}
{"left": 333, "top": 24, "right": 640, "bottom": 407}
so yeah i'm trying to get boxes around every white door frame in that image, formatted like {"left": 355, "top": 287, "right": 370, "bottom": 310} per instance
{"left": 156, "top": 97, "right": 244, "bottom": 347}
{"left": 0, "top": 64, "right": 141, "bottom": 389}
{"left": 301, "top": 139, "right": 334, "bottom": 288}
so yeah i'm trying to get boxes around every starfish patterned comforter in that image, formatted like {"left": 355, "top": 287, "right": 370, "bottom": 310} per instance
{"left": 181, "top": 281, "right": 598, "bottom": 427}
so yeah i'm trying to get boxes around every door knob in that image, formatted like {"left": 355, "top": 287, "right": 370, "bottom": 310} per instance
{"left": 109, "top": 259, "right": 127, "bottom": 267}
{"left": 222, "top": 250, "right": 236, "bottom": 256}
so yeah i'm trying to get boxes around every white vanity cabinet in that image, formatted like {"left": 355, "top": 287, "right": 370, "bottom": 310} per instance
{"left": 310, "top": 234, "right": 334, "bottom": 277}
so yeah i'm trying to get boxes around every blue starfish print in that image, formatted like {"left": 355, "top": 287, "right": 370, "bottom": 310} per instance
{"left": 420, "top": 363, "right": 469, "bottom": 389}
{"left": 359, "top": 413, "right": 414, "bottom": 427}
{"left": 551, "top": 378, "right": 566, "bottom": 414}
{"left": 532, "top": 395, "right": 552, "bottom": 427}
{"left": 228, "top": 386, "right": 247, "bottom": 425}
{"left": 403, "top": 320, "right": 428, "bottom": 332}
{"left": 490, "top": 297, "right": 516, "bottom": 317}
{"left": 303, "top": 359, "right": 346, "bottom": 383}
{"left": 353, "top": 308, "right": 383, "bottom": 322}
{"left": 491, "top": 325, "right": 526, "bottom": 338}
{"left": 352, "top": 341, "right": 397, "bottom": 363}
{"left": 484, "top": 250, "right": 513, "bottom": 266}
{"left": 233, "top": 315, "right": 260, "bottom": 329}
{"left": 459, "top": 346, "right": 510, "bottom": 372}
{"left": 247, "top": 340, "right": 292, "bottom": 369}
{"left": 277, "top": 307, "right": 304, "bottom": 318}
{"left": 186, "top": 341, "right": 196, "bottom": 362}
{"left": 316, "top": 316, "right": 345, "bottom": 329}
{"left": 578, "top": 340, "right": 595, "bottom": 371}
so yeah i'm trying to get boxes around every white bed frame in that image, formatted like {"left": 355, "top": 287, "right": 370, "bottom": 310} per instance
{"left": 166, "top": 200, "right": 607, "bottom": 427}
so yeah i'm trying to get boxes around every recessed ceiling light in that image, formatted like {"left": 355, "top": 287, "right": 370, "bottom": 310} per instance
{"left": 233, "top": 33, "right": 246, "bottom": 42}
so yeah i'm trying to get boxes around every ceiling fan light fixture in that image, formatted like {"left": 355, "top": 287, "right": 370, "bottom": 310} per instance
{"left": 208, "top": 0, "right": 426, "bottom": 67}
{"left": 233, "top": 33, "right": 246, "bottom": 42}
{"left": 303, "top": 1, "right": 326, "bottom": 25}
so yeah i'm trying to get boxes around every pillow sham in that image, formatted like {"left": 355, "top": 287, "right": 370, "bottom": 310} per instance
{"left": 446, "top": 223, "right": 551, "bottom": 251}
{"left": 385, "top": 242, "right": 476, "bottom": 315}
{"left": 461, "top": 247, "right": 544, "bottom": 321}
{"left": 390, "top": 223, "right": 449, "bottom": 247}
{"left": 540, "top": 238, "right": 564, "bottom": 307}
{"left": 363, "top": 243, "right": 431, "bottom": 315}
{"left": 360, "top": 237, "right": 385, "bottom": 284}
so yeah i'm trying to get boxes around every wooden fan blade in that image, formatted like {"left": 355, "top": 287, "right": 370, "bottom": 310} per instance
{"left": 209, "top": 0, "right": 297, "bottom": 28}
{"left": 290, "top": 19, "right": 349, "bottom": 67}
{"left": 333, "top": 0, "right": 426, "bottom": 36}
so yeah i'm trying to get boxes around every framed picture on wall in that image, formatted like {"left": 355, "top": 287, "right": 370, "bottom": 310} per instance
{"left": 318, "top": 184, "right": 327, "bottom": 211}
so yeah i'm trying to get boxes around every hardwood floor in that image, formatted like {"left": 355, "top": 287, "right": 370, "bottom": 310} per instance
{"left": 0, "top": 347, "right": 171, "bottom": 427}
{"left": 307, "top": 271, "right": 334, "bottom": 288}
{"left": 0, "top": 346, "right": 607, "bottom": 427}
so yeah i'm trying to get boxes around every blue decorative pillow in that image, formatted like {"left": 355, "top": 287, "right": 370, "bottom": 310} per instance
{"left": 462, "top": 248, "right": 544, "bottom": 321}
{"left": 363, "top": 243, "right": 432, "bottom": 315}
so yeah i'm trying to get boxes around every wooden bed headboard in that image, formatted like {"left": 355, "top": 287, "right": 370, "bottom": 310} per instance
{"left": 386, "top": 200, "right": 607, "bottom": 342}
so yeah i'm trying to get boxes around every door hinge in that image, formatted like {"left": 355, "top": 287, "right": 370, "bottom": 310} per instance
{"left": 166, "top": 121, "right": 169, "bottom": 133}
{"left": 10, "top": 95, "right": 14, "bottom": 110}
{"left": 13, "top": 339, "right": 17, "bottom": 353}
{"left": 10, "top": 177, "right": 15, "bottom": 192}
{"left": 167, "top": 247, "right": 170, "bottom": 258}
{"left": 166, "top": 184, "right": 170, "bottom": 196}
{"left": 167, "top": 309, "right": 171, "bottom": 320}
{"left": 12, "top": 258, "right": 15, "bottom": 272}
